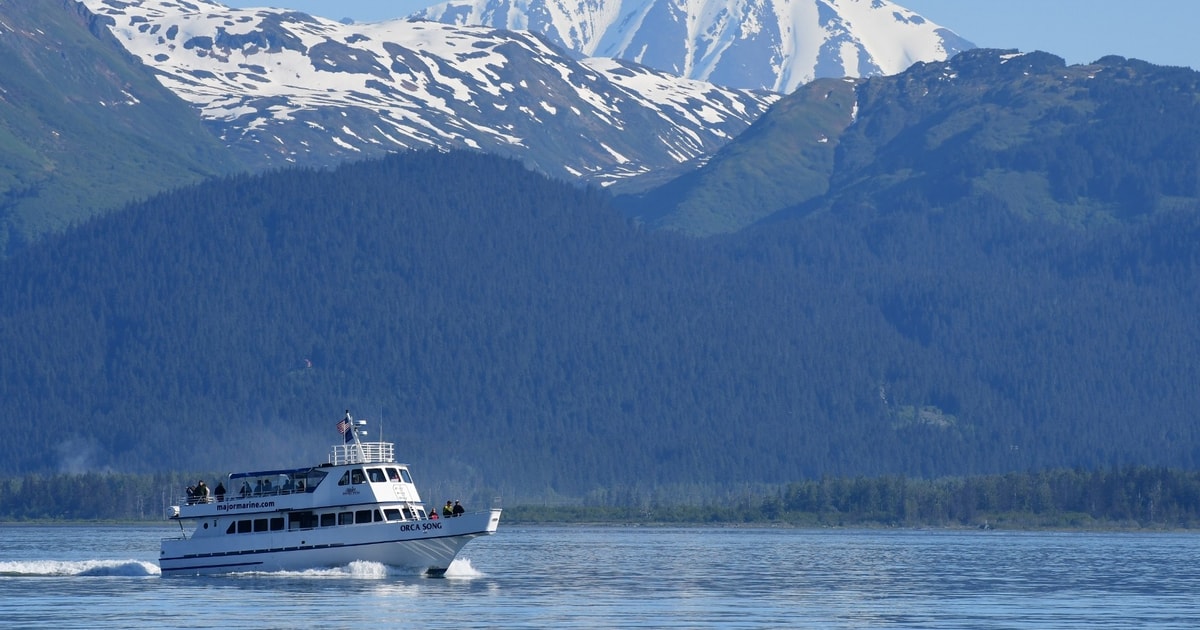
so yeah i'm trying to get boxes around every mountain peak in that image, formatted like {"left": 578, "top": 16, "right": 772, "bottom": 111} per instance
{"left": 415, "top": 0, "right": 974, "bottom": 92}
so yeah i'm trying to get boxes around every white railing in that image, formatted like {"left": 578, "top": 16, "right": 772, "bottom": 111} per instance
{"left": 329, "top": 441, "right": 395, "bottom": 465}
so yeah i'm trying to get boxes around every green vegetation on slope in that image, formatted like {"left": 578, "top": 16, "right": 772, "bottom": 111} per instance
{"left": 0, "top": 0, "right": 242, "bottom": 256}
{"left": 620, "top": 50, "right": 1200, "bottom": 235}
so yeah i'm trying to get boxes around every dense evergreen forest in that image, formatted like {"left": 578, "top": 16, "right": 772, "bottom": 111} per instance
{"left": 2, "top": 150, "right": 1200, "bottom": 503}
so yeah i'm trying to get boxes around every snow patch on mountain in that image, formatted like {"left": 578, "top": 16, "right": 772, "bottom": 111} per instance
{"left": 80, "top": 0, "right": 779, "bottom": 184}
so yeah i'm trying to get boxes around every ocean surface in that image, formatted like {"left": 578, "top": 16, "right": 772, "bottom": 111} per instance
{"left": 2, "top": 523, "right": 1199, "bottom": 628}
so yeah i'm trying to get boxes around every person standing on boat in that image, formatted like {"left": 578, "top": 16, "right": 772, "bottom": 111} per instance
{"left": 453, "top": 500, "right": 465, "bottom": 517}
{"left": 214, "top": 482, "right": 226, "bottom": 502}
{"left": 196, "top": 480, "right": 209, "bottom": 503}
{"left": 443, "top": 500, "right": 454, "bottom": 517}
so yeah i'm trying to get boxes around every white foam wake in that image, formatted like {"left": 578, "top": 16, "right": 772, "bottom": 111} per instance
{"left": 0, "top": 559, "right": 160, "bottom": 577}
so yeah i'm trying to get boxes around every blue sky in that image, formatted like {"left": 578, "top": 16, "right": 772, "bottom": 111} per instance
{"left": 220, "top": 0, "right": 1199, "bottom": 71}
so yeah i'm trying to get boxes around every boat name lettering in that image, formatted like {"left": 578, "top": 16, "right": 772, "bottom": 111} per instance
{"left": 216, "top": 500, "right": 276, "bottom": 512}
{"left": 397, "top": 522, "right": 443, "bottom": 532}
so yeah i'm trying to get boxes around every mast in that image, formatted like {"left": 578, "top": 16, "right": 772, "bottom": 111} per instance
{"left": 343, "top": 410, "right": 368, "bottom": 463}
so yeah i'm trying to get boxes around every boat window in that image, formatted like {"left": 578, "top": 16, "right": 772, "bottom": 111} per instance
{"left": 400, "top": 469, "right": 413, "bottom": 484}
{"left": 338, "top": 471, "right": 350, "bottom": 486}
{"left": 351, "top": 469, "right": 366, "bottom": 485}
{"left": 384, "top": 508, "right": 402, "bottom": 521}
{"left": 319, "top": 513, "right": 335, "bottom": 527}
{"left": 302, "top": 469, "right": 326, "bottom": 491}
{"left": 253, "top": 519, "right": 269, "bottom": 532}
{"left": 289, "top": 511, "right": 315, "bottom": 530}
{"left": 375, "top": 509, "right": 385, "bottom": 522}
{"left": 270, "top": 517, "right": 284, "bottom": 531}
{"left": 367, "top": 468, "right": 386, "bottom": 483}
{"left": 237, "top": 520, "right": 252, "bottom": 534}
{"left": 402, "top": 507, "right": 413, "bottom": 520}
{"left": 417, "top": 508, "right": 427, "bottom": 519}
{"left": 355, "top": 509, "right": 373, "bottom": 524}
{"left": 338, "top": 512, "right": 353, "bottom": 526}
{"left": 226, "top": 522, "right": 236, "bottom": 535}
{"left": 387, "top": 468, "right": 401, "bottom": 482}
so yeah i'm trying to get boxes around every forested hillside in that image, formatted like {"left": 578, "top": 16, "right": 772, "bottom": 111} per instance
{"left": 0, "top": 0, "right": 242, "bottom": 256}
{"left": 2, "top": 150, "right": 1200, "bottom": 503}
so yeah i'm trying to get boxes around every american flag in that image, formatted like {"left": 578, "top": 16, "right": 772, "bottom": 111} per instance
{"left": 336, "top": 418, "right": 351, "bottom": 434}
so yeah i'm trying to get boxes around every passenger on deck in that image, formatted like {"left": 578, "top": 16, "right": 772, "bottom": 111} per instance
{"left": 240, "top": 481, "right": 251, "bottom": 498}
{"left": 195, "top": 480, "right": 209, "bottom": 503}
{"left": 453, "top": 500, "right": 465, "bottom": 517}
{"left": 186, "top": 485, "right": 196, "bottom": 505}
{"left": 214, "top": 482, "right": 226, "bottom": 502}
{"left": 443, "top": 500, "right": 454, "bottom": 517}
{"left": 430, "top": 509, "right": 438, "bottom": 520}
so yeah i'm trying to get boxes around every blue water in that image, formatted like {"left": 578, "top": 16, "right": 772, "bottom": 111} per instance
{"left": 2, "top": 523, "right": 1200, "bottom": 628}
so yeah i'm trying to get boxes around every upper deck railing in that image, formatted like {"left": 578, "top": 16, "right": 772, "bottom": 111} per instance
{"left": 329, "top": 441, "right": 395, "bottom": 465}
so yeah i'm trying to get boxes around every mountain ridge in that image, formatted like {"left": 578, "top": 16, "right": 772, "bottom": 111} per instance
{"left": 618, "top": 49, "right": 1200, "bottom": 235}
{"left": 79, "top": 0, "right": 779, "bottom": 186}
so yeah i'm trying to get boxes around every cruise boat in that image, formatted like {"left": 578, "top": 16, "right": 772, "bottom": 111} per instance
{"left": 160, "top": 411, "right": 501, "bottom": 576}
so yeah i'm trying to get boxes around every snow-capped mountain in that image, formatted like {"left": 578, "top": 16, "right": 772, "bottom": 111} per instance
{"left": 79, "top": 0, "right": 779, "bottom": 184}
{"left": 415, "top": 0, "right": 974, "bottom": 93}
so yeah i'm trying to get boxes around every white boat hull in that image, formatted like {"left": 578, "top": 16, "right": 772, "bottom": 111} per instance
{"left": 160, "top": 509, "right": 500, "bottom": 576}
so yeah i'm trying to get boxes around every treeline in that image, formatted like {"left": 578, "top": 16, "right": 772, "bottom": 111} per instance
{"left": 0, "top": 472, "right": 212, "bottom": 521}
{"left": 5, "top": 467, "right": 1198, "bottom": 529}
{"left": 511, "top": 467, "right": 1200, "bottom": 530}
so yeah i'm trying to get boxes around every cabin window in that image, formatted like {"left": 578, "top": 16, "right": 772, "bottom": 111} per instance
{"left": 226, "top": 522, "right": 236, "bottom": 534}
{"left": 270, "top": 517, "right": 284, "bottom": 531}
{"left": 402, "top": 507, "right": 413, "bottom": 520}
{"left": 384, "top": 508, "right": 402, "bottom": 521}
{"left": 400, "top": 469, "right": 413, "bottom": 484}
{"left": 289, "top": 511, "right": 315, "bottom": 530}
{"left": 338, "top": 471, "right": 350, "bottom": 486}
{"left": 253, "top": 519, "right": 268, "bottom": 532}
{"left": 338, "top": 512, "right": 354, "bottom": 526}
{"left": 303, "top": 469, "right": 327, "bottom": 491}
{"left": 387, "top": 468, "right": 401, "bottom": 482}
{"left": 237, "top": 520, "right": 252, "bottom": 534}
{"left": 320, "top": 513, "right": 336, "bottom": 527}
{"left": 351, "top": 469, "right": 366, "bottom": 485}
{"left": 367, "top": 468, "right": 386, "bottom": 483}
{"left": 356, "top": 509, "right": 373, "bottom": 524}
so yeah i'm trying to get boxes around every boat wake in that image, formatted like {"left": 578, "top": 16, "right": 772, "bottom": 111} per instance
{"left": 0, "top": 559, "right": 161, "bottom": 577}
{"left": 444, "top": 557, "right": 483, "bottom": 579}
{"left": 227, "top": 557, "right": 484, "bottom": 580}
